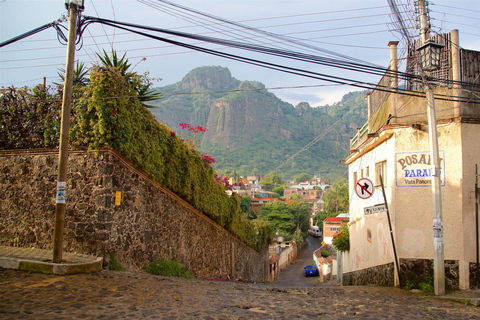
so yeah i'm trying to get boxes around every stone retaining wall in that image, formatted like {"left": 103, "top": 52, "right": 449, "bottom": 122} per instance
{"left": 0, "top": 149, "right": 268, "bottom": 281}
{"left": 470, "top": 262, "right": 480, "bottom": 289}
{"left": 342, "top": 259, "right": 460, "bottom": 289}
{"left": 342, "top": 263, "right": 395, "bottom": 287}
{"left": 400, "top": 259, "right": 459, "bottom": 290}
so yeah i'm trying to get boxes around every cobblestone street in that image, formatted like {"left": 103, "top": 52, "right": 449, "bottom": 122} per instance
{"left": 1, "top": 269, "right": 479, "bottom": 319}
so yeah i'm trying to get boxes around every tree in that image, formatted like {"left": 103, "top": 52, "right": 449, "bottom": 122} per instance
{"left": 294, "top": 172, "right": 311, "bottom": 184}
{"left": 260, "top": 201, "right": 312, "bottom": 239}
{"left": 322, "top": 179, "right": 349, "bottom": 214}
{"left": 239, "top": 196, "right": 251, "bottom": 213}
{"left": 260, "top": 172, "right": 284, "bottom": 191}
{"left": 272, "top": 186, "right": 284, "bottom": 197}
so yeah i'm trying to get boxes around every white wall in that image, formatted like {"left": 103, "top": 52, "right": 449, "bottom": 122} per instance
{"left": 345, "top": 122, "right": 479, "bottom": 289}
{"left": 345, "top": 132, "right": 396, "bottom": 273}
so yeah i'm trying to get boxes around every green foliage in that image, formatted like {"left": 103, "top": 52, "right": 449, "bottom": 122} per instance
{"left": 96, "top": 50, "right": 162, "bottom": 106}
{"left": 419, "top": 281, "right": 434, "bottom": 292}
{"left": 260, "top": 173, "right": 284, "bottom": 191}
{"left": 108, "top": 254, "right": 125, "bottom": 271}
{"left": 145, "top": 258, "right": 193, "bottom": 278}
{"left": 323, "top": 179, "right": 349, "bottom": 214}
{"left": 321, "top": 250, "right": 331, "bottom": 258}
{"left": 260, "top": 201, "right": 312, "bottom": 239}
{"left": 403, "top": 275, "right": 434, "bottom": 292}
{"left": 0, "top": 85, "right": 62, "bottom": 149}
{"left": 0, "top": 56, "right": 270, "bottom": 252}
{"left": 251, "top": 219, "right": 275, "bottom": 250}
{"left": 294, "top": 173, "right": 311, "bottom": 184}
{"left": 404, "top": 280, "right": 415, "bottom": 290}
{"left": 56, "top": 60, "right": 89, "bottom": 87}
{"left": 272, "top": 186, "right": 284, "bottom": 197}
{"left": 332, "top": 223, "right": 350, "bottom": 252}
{"left": 239, "top": 196, "right": 251, "bottom": 213}
{"left": 291, "top": 229, "right": 305, "bottom": 246}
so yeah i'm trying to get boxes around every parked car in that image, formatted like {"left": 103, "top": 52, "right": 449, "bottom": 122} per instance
{"left": 304, "top": 265, "right": 319, "bottom": 277}
{"left": 308, "top": 226, "right": 322, "bottom": 237}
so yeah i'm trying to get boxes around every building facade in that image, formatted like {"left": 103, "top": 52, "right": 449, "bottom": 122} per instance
{"left": 342, "top": 31, "right": 480, "bottom": 290}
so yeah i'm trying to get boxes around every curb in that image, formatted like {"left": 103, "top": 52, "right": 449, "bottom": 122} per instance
{"left": 0, "top": 256, "right": 103, "bottom": 275}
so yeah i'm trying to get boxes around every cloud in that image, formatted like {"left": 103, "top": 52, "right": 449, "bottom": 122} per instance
{"left": 273, "top": 86, "right": 358, "bottom": 107}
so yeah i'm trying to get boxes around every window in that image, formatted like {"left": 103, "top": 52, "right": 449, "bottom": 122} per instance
{"left": 366, "top": 166, "right": 370, "bottom": 177}
{"left": 353, "top": 171, "right": 358, "bottom": 186}
{"left": 376, "top": 160, "right": 387, "bottom": 187}
{"left": 361, "top": 169, "right": 364, "bottom": 178}
{"left": 330, "top": 227, "right": 340, "bottom": 232}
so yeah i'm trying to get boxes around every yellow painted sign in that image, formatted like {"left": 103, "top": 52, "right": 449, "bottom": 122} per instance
{"left": 115, "top": 191, "right": 121, "bottom": 206}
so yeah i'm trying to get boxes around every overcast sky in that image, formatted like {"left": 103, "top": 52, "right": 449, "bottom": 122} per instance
{"left": 1, "top": 0, "right": 479, "bottom": 106}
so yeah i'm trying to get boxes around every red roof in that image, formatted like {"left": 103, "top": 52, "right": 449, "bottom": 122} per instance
{"left": 324, "top": 217, "right": 345, "bottom": 223}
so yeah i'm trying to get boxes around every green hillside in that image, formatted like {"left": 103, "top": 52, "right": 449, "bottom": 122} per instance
{"left": 150, "top": 66, "right": 367, "bottom": 181}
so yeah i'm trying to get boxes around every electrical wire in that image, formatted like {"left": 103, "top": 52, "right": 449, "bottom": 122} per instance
{"left": 138, "top": 0, "right": 384, "bottom": 67}
{"left": 80, "top": 16, "right": 480, "bottom": 101}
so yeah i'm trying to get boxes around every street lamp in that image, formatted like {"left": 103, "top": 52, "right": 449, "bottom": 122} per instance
{"left": 417, "top": 38, "right": 446, "bottom": 296}
{"left": 417, "top": 40, "right": 445, "bottom": 72}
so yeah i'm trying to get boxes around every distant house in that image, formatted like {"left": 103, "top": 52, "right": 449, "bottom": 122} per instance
{"left": 284, "top": 187, "right": 324, "bottom": 202}
{"left": 323, "top": 215, "right": 349, "bottom": 245}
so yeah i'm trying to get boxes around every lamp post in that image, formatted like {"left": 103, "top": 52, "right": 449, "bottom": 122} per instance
{"left": 417, "top": 39, "right": 445, "bottom": 296}
{"left": 52, "top": 0, "right": 85, "bottom": 263}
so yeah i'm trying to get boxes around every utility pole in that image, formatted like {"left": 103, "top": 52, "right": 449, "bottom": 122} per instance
{"left": 418, "top": 0, "right": 445, "bottom": 296}
{"left": 52, "top": 1, "right": 83, "bottom": 263}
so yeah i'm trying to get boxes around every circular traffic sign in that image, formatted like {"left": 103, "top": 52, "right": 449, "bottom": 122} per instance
{"left": 355, "top": 178, "right": 374, "bottom": 199}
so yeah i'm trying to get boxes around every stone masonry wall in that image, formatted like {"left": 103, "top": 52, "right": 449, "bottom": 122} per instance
{"left": 400, "top": 259, "right": 459, "bottom": 290}
{"left": 342, "top": 263, "right": 395, "bottom": 287}
{"left": 0, "top": 149, "right": 268, "bottom": 281}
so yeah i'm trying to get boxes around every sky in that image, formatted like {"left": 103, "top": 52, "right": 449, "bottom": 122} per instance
{"left": 1, "top": 0, "right": 480, "bottom": 106}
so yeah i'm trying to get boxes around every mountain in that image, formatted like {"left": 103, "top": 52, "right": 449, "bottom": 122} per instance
{"left": 149, "top": 66, "right": 367, "bottom": 181}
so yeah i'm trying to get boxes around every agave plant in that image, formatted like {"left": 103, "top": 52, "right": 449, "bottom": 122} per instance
{"left": 96, "top": 49, "right": 162, "bottom": 106}
{"left": 56, "top": 60, "right": 89, "bottom": 87}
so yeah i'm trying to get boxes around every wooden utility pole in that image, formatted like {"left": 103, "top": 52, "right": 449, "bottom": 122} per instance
{"left": 52, "top": 2, "right": 80, "bottom": 263}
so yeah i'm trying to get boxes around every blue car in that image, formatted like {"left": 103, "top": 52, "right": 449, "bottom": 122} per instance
{"left": 304, "top": 265, "right": 319, "bottom": 277}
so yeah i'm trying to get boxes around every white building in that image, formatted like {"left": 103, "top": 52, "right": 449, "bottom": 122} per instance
{"left": 342, "top": 31, "right": 480, "bottom": 290}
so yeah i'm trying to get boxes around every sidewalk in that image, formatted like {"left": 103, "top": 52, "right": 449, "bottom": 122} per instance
{"left": 434, "top": 288, "right": 480, "bottom": 306}
{"left": 0, "top": 246, "right": 103, "bottom": 275}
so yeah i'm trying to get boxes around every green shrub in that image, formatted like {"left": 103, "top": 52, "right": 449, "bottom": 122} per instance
{"left": 404, "top": 280, "right": 415, "bottom": 290}
{"left": 419, "top": 281, "right": 434, "bottom": 292}
{"left": 108, "top": 254, "right": 125, "bottom": 271}
{"left": 321, "top": 250, "right": 331, "bottom": 258}
{"left": 145, "top": 258, "right": 193, "bottom": 278}
{"left": 332, "top": 223, "right": 350, "bottom": 252}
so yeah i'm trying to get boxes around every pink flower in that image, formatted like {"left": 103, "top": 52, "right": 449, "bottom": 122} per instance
{"left": 178, "top": 123, "right": 190, "bottom": 130}
{"left": 170, "top": 131, "right": 176, "bottom": 137}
